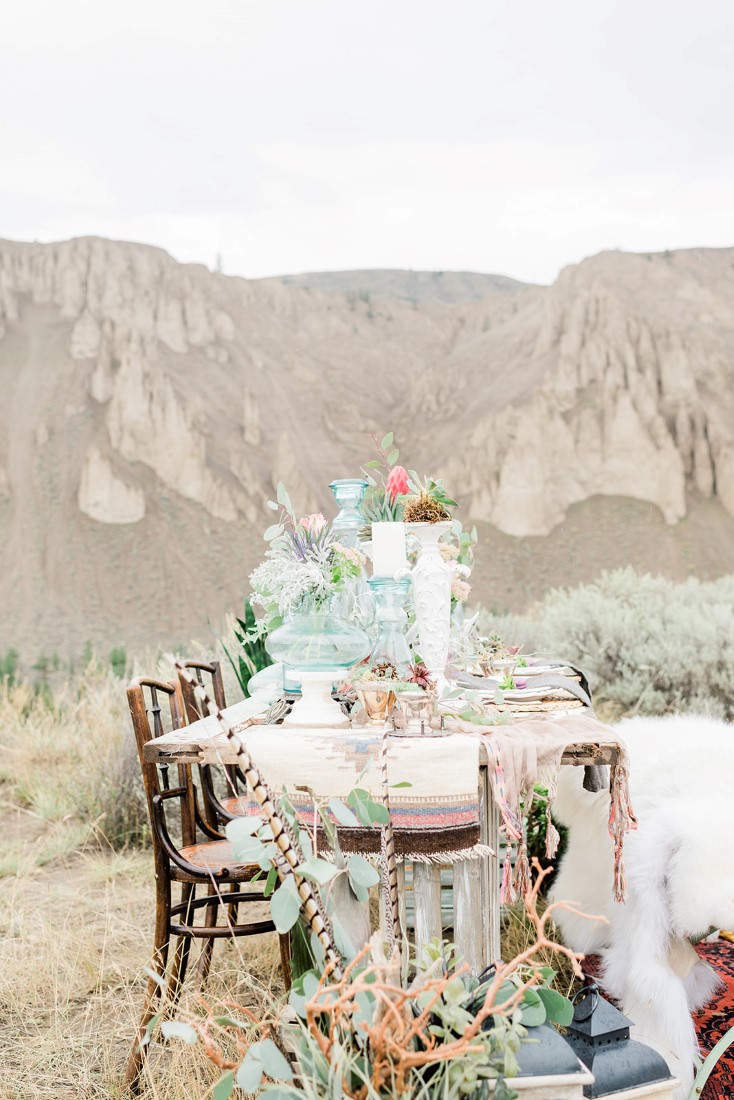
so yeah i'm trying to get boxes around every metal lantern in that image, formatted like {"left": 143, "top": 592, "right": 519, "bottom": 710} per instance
{"left": 563, "top": 983, "right": 677, "bottom": 1099}
{"left": 515, "top": 1021, "right": 589, "bottom": 1077}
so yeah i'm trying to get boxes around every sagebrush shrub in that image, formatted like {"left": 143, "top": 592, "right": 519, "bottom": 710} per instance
{"left": 481, "top": 568, "right": 734, "bottom": 719}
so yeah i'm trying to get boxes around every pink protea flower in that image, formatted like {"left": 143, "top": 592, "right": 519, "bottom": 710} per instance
{"left": 300, "top": 512, "right": 326, "bottom": 532}
{"left": 385, "top": 465, "right": 410, "bottom": 501}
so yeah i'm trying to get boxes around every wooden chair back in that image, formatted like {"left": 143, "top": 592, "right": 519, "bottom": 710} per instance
{"left": 127, "top": 677, "right": 196, "bottom": 861}
{"left": 178, "top": 659, "right": 227, "bottom": 723}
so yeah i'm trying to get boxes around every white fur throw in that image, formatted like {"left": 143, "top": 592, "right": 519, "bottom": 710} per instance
{"left": 550, "top": 714, "right": 734, "bottom": 1098}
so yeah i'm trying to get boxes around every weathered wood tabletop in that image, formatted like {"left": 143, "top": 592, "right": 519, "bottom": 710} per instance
{"left": 144, "top": 699, "right": 620, "bottom": 769}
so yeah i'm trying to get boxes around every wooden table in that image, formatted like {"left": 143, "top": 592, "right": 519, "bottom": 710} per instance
{"left": 145, "top": 700, "right": 619, "bottom": 971}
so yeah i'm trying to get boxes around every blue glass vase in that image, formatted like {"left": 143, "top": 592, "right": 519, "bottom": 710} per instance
{"left": 329, "top": 478, "right": 368, "bottom": 549}
{"left": 265, "top": 599, "right": 370, "bottom": 728}
{"left": 367, "top": 576, "right": 411, "bottom": 676}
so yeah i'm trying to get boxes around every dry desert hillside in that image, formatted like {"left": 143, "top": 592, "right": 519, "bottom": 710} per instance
{"left": 1, "top": 237, "right": 733, "bottom": 659}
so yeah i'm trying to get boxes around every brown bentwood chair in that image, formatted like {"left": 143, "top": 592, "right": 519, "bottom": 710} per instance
{"left": 125, "top": 677, "right": 291, "bottom": 1092}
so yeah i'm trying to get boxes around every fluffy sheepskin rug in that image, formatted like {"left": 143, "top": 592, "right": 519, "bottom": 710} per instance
{"left": 550, "top": 714, "right": 734, "bottom": 1098}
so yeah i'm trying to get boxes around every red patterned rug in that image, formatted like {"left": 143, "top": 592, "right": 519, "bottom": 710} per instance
{"left": 694, "top": 941, "right": 734, "bottom": 1100}
{"left": 583, "top": 940, "right": 734, "bottom": 1099}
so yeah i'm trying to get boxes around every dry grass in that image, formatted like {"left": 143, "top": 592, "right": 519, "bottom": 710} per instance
{"left": 0, "top": 663, "right": 147, "bottom": 855}
{"left": 500, "top": 897, "right": 581, "bottom": 1000}
{"left": 0, "top": 820, "right": 288, "bottom": 1099}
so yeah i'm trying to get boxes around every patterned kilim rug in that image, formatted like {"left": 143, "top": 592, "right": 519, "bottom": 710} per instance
{"left": 584, "top": 942, "right": 734, "bottom": 1099}
{"left": 694, "top": 941, "right": 734, "bottom": 1100}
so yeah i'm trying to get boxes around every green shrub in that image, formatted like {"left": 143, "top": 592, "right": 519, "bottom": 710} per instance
{"left": 480, "top": 568, "right": 734, "bottom": 719}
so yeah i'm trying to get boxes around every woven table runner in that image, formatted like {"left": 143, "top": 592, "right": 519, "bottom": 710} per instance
{"left": 233, "top": 726, "right": 485, "bottom": 860}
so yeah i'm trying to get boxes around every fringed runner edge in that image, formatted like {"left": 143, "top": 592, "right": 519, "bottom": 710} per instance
{"left": 609, "top": 756, "right": 638, "bottom": 902}
{"left": 482, "top": 730, "right": 637, "bottom": 904}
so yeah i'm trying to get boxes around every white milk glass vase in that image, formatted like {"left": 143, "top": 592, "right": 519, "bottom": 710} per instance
{"left": 406, "top": 521, "right": 468, "bottom": 690}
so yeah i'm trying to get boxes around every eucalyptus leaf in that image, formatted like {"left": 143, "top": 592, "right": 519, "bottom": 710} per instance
{"left": 270, "top": 880, "right": 301, "bottom": 933}
{"left": 264, "top": 523, "right": 284, "bottom": 541}
{"left": 236, "top": 1050, "right": 264, "bottom": 1092}
{"left": 346, "top": 854, "right": 379, "bottom": 889}
{"left": 329, "top": 797, "right": 359, "bottom": 826}
{"left": 226, "top": 816, "right": 262, "bottom": 840}
{"left": 264, "top": 864, "right": 278, "bottom": 897}
{"left": 537, "top": 986, "right": 574, "bottom": 1026}
{"left": 258, "top": 1038, "right": 294, "bottom": 1080}
{"left": 229, "top": 835, "right": 267, "bottom": 864}
{"left": 212, "top": 1070, "right": 235, "bottom": 1100}
{"left": 519, "top": 988, "right": 546, "bottom": 1027}
{"left": 346, "top": 787, "right": 387, "bottom": 826}
{"left": 214, "top": 1014, "right": 256, "bottom": 1029}
{"left": 364, "top": 459, "right": 382, "bottom": 469}
{"left": 160, "top": 1020, "right": 198, "bottom": 1045}
{"left": 387, "top": 448, "right": 399, "bottom": 465}
{"left": 331, "top": 912, "right": 357, "bottom": 959}
{"left": 302, "top": 971, "right": 321, "bottom": 1002}
{"left": 299, "top": 857, "right": 339, "bottom": 885}
{"left": 380, "top": 432, "right": 394, "bottom": 450}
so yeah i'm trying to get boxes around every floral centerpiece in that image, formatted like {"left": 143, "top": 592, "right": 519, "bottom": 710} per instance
{"left": 250, "top": 483, "right": 367, "bottom": 632}
{"left": 249, "top": 484, "right": 371, "bottom": 726}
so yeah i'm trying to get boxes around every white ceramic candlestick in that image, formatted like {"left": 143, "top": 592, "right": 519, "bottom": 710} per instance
{"left": 371, "top": 521, "right": 408, "bottom": 578}
{"left": 406, "top": 521, "right": 469, "bottom": 690}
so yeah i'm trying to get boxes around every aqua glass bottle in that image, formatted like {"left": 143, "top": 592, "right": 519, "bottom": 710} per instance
{"left": 329, "top": 478, "right": 368, "bottom": 549}
{"left": 367, "top": 576, "right": 411, "bottom": 676}
{"left": 330, "top": 477, "right": 374, "bottom": 629}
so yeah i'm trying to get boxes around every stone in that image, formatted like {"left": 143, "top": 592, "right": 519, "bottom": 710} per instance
{"left": 78, "top": 446, "right": 146, "bottom": 524}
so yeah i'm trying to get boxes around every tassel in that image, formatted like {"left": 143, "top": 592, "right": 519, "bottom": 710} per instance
{"left": 514, "top": 841, "right": 531, "bottom": 899}
{"left": 545, "top": 805, "right": 561, "bottom": 859}
{"left": 608, "top": 759, "right": 638, "bottom": 904}
{"left": 501, "top": 849, "right": 516, "bottom": 904}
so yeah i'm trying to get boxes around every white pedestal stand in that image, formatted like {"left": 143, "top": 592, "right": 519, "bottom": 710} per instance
{"left": 281, "top": 669, "right": 349, "bottom": 729}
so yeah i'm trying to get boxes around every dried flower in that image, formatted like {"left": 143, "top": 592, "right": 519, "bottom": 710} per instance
{"left": 331, "top": 542, "right": 366, "bottom": 569}
{"left": 385, "top": 465, "right": 410, "bottom": 501}
{"left": 451, "top": 578, "right": 471, "bottom": 602}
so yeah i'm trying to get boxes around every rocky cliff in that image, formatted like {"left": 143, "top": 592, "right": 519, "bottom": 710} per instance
{"left": 1, "top": 237, "right": 732, "bottom": 658}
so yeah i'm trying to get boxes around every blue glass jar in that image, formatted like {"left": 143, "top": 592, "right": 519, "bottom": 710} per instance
{"left": 329, "top": 478, "right": 368, "bottom": 549}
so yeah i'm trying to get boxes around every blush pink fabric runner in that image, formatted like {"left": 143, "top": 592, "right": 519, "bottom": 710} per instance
{"left": 447, "top": 708, "right": 637, "bottom": 903}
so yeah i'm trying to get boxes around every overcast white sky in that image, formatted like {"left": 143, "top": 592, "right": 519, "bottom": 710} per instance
{"left": 2, "top": 0, "right": 733, "bottom": 285}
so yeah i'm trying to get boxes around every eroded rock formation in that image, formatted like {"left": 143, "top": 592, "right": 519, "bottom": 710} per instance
{"left": 1, "top": 236, "right": 733, "bottom": 655}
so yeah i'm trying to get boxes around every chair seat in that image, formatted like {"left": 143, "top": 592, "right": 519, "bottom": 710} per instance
{"left": 220, "top": 795, "right": 254, "bottom": 817}
{"left": 175, "top": 839, "right": 262, "bottom": 880}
